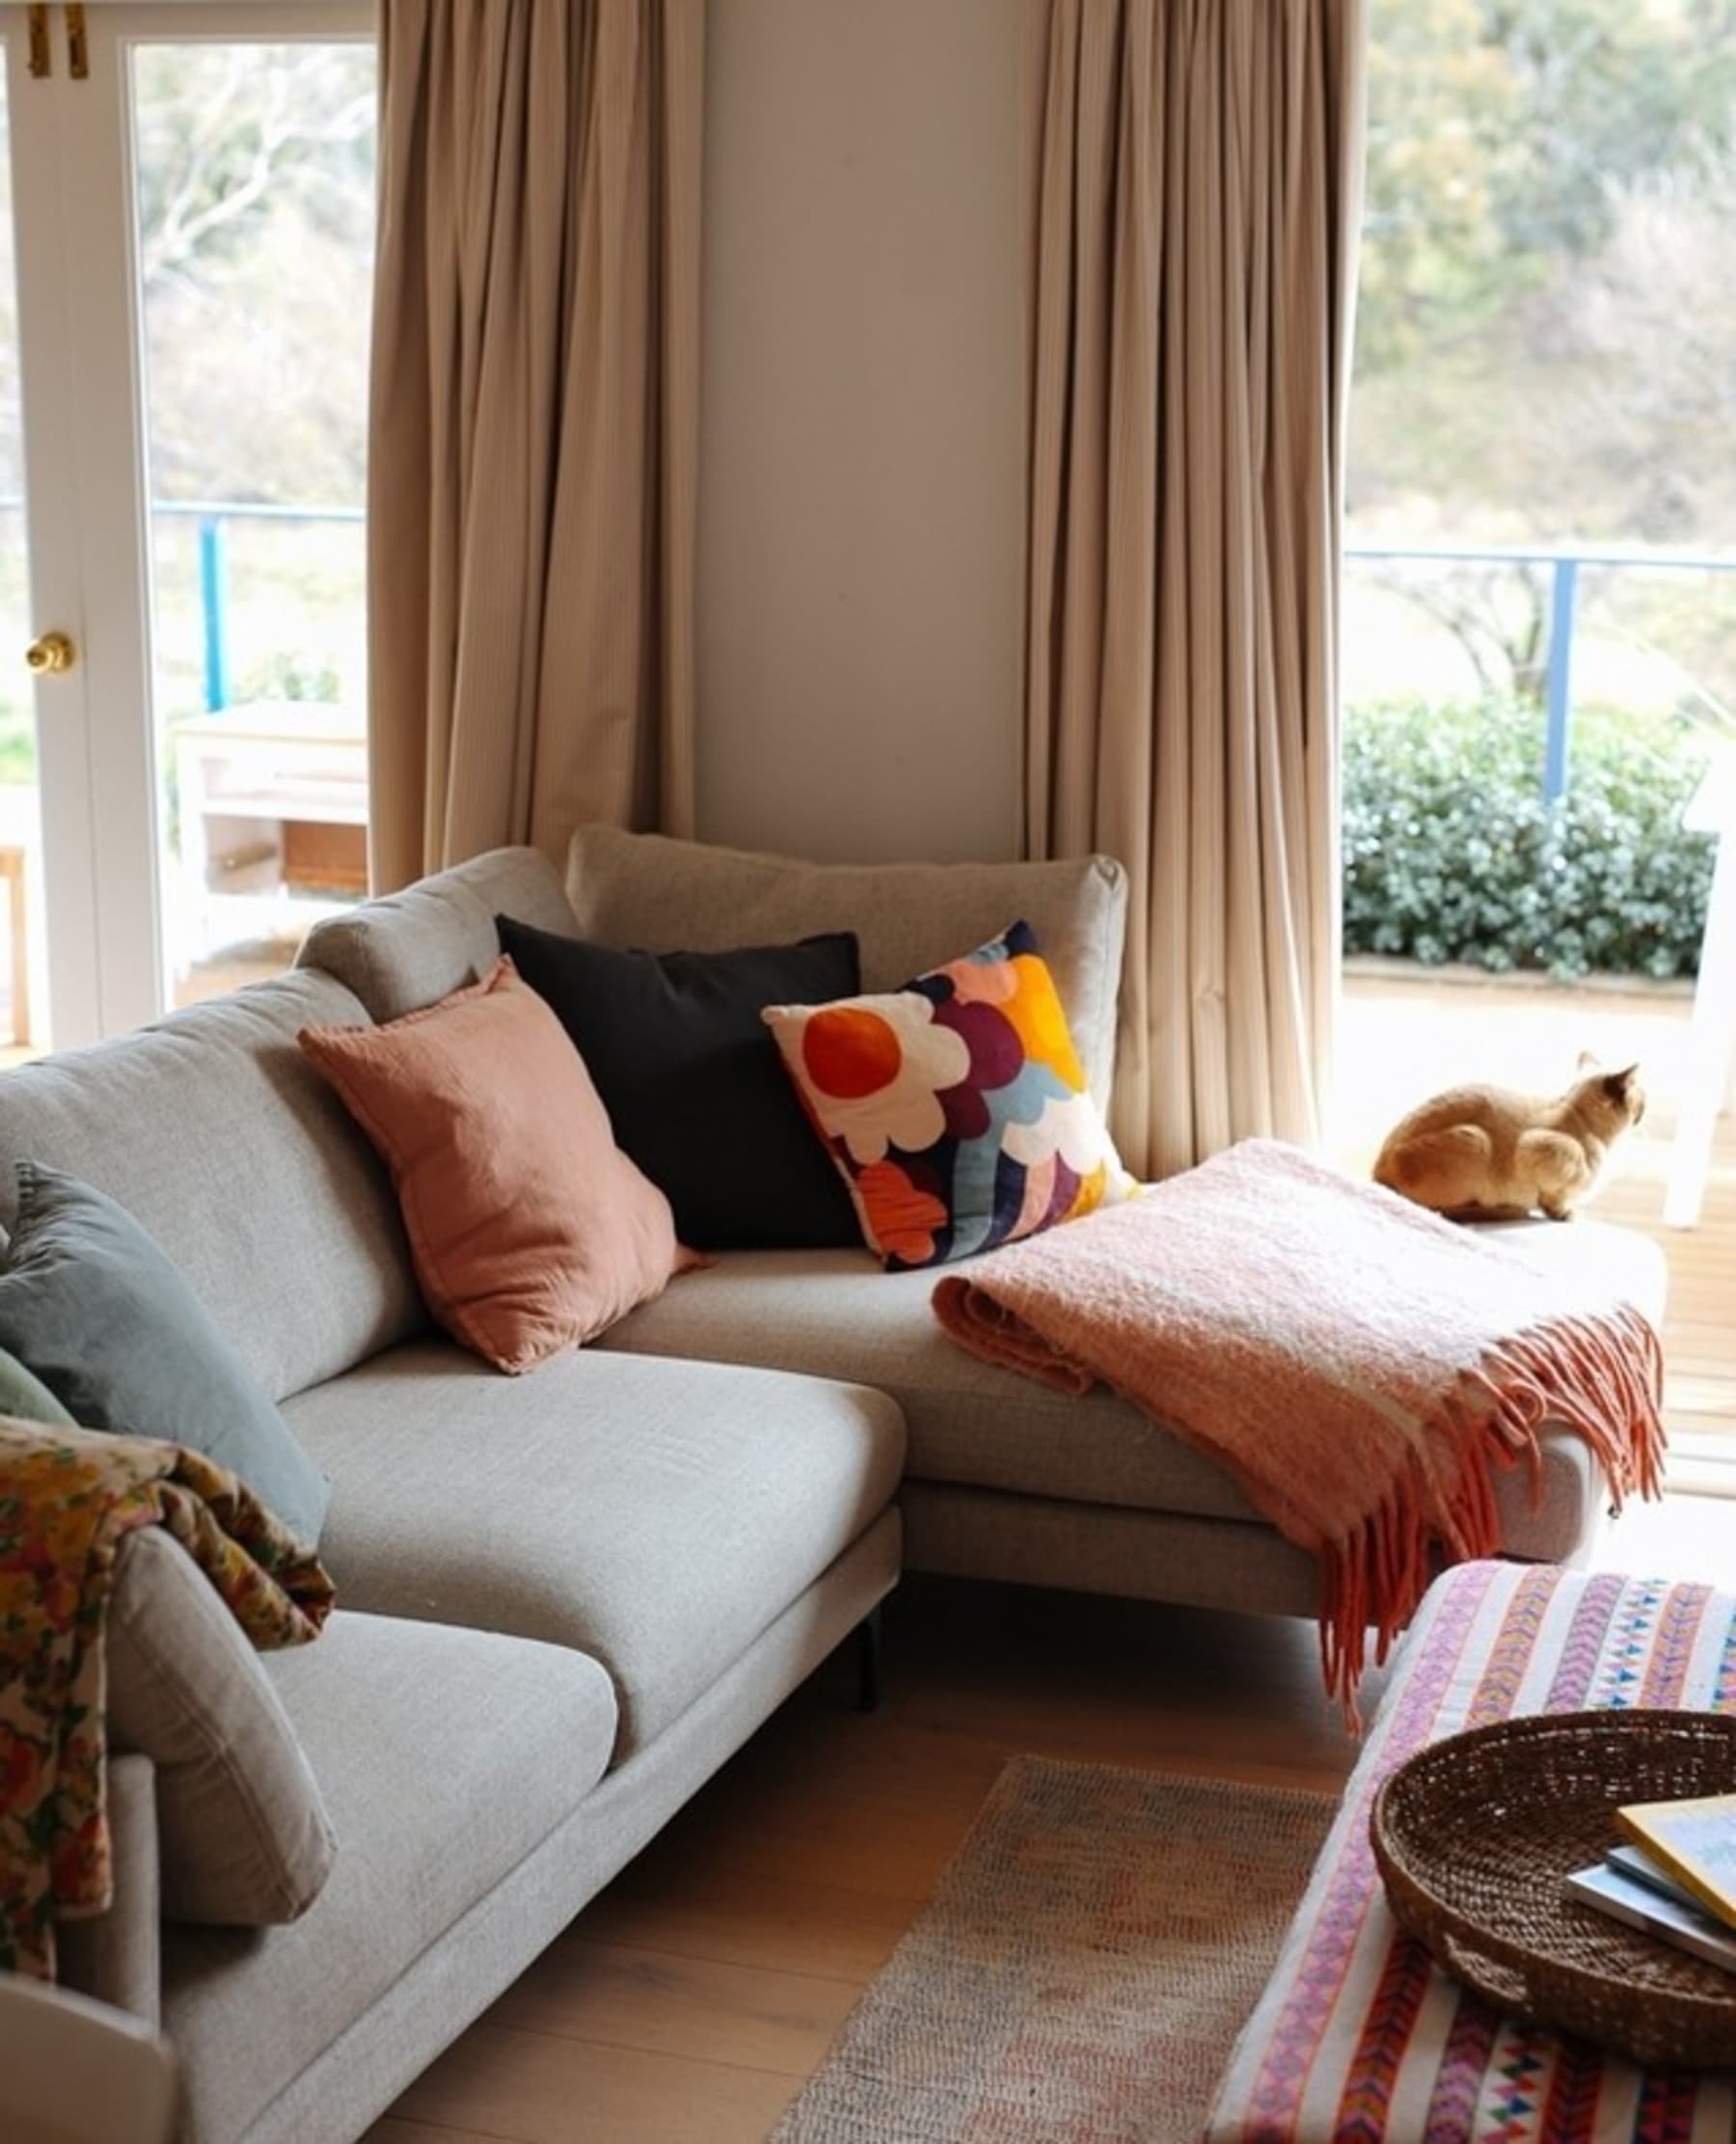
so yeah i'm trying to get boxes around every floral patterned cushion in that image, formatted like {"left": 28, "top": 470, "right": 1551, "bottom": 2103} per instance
{"left": 761, "top": 921, "right": 1134, "bottom": 1270}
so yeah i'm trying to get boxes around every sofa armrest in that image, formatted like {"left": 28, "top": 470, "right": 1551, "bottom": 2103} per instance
{"left": 58, "top": 1752, "right": 161, "bottom": 2024}
{"left": 106, "top": 1529, "right": 336, "bottom": 1927}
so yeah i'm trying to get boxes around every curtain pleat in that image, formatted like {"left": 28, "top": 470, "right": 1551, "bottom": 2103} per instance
{"left": 1024, "top": 0, "right": 1366, "bottom": 1180}
{"left": 367, "top": 0, "right": 703, "bottom": 893}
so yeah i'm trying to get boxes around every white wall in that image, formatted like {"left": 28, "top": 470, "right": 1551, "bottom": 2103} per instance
{"left": 694, "top": 0, "right": 1024, "bottom": 863}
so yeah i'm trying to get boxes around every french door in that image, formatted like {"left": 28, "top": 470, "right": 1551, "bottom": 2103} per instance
{"left": 1, "top": 0, "right": 372, "bottom": 1050}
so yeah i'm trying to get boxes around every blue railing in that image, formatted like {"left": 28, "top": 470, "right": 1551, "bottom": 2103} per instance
{"left": 1345, "top": 539, "right": 1736, "bottom": 803}
{"left": 152, "top": 501, "right": 365, "bottom": 715}
{"left": 4, "top": 504, "right": 1733, "bottom": 804}
{"left": 0, "top": 496, "right": 363, "bottom": 715}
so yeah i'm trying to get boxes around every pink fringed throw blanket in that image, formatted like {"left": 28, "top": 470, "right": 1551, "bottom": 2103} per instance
{"left": 932, "top": 1140, "right": 1665, "bottom": 1717}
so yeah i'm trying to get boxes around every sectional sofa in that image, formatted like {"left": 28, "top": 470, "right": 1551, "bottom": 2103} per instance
{"left": 8, "top": 833, "right": 1668, "bottom": 2142}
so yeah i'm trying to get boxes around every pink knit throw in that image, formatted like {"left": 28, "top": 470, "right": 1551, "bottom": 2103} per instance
{"left": 932, "top": 1140, "right": 1665, "bottom": 1717}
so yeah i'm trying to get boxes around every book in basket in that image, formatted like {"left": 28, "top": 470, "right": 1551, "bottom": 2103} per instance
{"left": 1563, "top": 1862, "right": 1736, "bottom": 1976}
{"left": 1614, "top": 1793, "right": 1736, "bottom": 1933}
{"left": 1607, "top": 1840, "right": 1704, "bottom": 1914}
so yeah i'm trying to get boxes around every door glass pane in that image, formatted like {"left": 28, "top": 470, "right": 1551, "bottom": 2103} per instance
{"left": 130, "top": 41, "right": 375, "bottom": 1006}
{"left": 0, "top": 68, "right": 41, "bottom": 1058}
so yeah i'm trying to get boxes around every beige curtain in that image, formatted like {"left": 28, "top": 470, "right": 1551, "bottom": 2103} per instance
{"left": 367, "top": 0, "right": 703, "bottom": 892}
{"left": 1024, "top": 0, "right": 1366, "bottom": 1180}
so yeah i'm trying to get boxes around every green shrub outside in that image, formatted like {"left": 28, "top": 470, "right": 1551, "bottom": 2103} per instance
{"left": 1343, "top": 698, "right": 1717, "bottom": 981}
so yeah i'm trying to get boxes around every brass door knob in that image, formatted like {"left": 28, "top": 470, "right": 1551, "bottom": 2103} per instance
{"left": 25, "top": 631, "right": 76, "bottom": 676}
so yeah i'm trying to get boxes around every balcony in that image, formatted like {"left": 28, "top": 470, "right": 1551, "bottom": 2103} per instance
{"left": 1339, "top": 541, "right": 1736, "bottom": 1468}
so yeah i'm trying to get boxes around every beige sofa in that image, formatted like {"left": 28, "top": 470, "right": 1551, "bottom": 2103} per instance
{"left": 3, "top": 850, "right": 902, "bottom": 2144}
{"left": 11, "top": 835, "right": 1665, "bottom": 2142}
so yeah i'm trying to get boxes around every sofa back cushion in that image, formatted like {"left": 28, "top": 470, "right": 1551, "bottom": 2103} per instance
{"left": 565, "top": 827, "right": 1129, "bottom": 1111}
{"left": 0, "top": 972, "right": 422, "bottom": 1403}
{"left": 296, "top": 845, "right": 578, "bottom": 1021}
{"left": 107, "top": 1528, "right": 336, "bottom": 1926}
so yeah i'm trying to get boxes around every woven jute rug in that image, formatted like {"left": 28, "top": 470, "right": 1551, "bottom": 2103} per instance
{"left": 771, "top": 1756, "right": 1335, "bottom": 2144}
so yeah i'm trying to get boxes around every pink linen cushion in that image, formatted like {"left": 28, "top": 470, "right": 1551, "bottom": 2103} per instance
{"left": 762, "top": 920, "right": 1133, "bottom": 1270}
{"left": 298, "top": 958, "right": 685, "bottom": 1371}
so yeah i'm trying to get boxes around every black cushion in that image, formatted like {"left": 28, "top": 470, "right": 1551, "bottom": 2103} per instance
{"left": 496, "top": 914, "right": 863, "bottom": 1250}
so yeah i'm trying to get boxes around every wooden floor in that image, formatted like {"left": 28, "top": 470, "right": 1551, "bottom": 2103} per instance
{"left": 369, "top": 1586, "right": 1395, "bottom": 2144}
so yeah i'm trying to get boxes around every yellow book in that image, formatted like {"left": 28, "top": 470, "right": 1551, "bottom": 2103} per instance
{"left": 1615, "top": 1793, "right": 1736, "bottom": 1934}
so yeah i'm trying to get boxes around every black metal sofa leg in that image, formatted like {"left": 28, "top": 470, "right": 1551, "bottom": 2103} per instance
{"left": 854, "top": 1603, "right": 884, "bottom": 1713}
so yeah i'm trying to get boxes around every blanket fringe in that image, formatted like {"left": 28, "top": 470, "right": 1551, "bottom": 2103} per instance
{"left": 1317, "top": 1302, "right": 1665, "bottom": 1727}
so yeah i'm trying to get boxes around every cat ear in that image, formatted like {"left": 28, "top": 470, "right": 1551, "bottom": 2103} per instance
{"left": 1576, "top": 1049, "right": 1602, "bottom": 1072}
{"left": 1602, "top": 1064, "right": 1640, "bottom": 1099}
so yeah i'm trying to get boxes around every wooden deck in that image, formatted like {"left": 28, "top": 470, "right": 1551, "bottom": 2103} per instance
{"left": 1339, "top": 964, "right": 1736, "bottom": 1460}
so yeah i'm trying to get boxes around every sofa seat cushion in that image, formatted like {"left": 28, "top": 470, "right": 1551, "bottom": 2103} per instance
{"left": 162, "top": 1610, "right": 616, "bottom": 2144}
{"left": 282, "top": 1342, "right": 906, "bottom": 1757}
{"left": 597, "top": 1216, "right": 1668, "bottom": 1562}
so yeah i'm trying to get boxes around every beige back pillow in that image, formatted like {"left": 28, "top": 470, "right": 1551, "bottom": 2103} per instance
{"left": 564, "top": 826, "right": 1129, "bottom": 1112}
{"left": 107, "top": 1529, "right": 335, "bottom": 1925}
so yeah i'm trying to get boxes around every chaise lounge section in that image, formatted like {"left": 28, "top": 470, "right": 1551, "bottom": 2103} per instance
{"left": 554, "top": 828, "right": 1669, "bottom": 1620}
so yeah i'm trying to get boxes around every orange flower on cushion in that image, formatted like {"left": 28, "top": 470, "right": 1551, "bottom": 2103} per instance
{"left": 853, "top": 1160, "right": 951, "bottom": 1267}
{"left": 777, "top": 995, "right": 970, "bottom": 1167}
{"left": 800, "top": 1005, "right": 904, "bottom": 1099}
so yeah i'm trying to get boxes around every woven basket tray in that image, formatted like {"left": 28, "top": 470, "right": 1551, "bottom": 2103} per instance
{"left": 1371, "top": 1708, "right": 1736, "bottom": 2068}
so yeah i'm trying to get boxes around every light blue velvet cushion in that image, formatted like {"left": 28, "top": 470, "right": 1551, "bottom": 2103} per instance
{"left": 0, "top": 1343, "right": 75, "bottom": 1425}
{"left": 0, "top": 1162, "right": 329, "bottom": 1544}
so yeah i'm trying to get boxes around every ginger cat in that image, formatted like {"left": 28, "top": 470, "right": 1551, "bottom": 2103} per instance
{"left": 1373, "top": 1058, "right": 1645, "bottom": 1222}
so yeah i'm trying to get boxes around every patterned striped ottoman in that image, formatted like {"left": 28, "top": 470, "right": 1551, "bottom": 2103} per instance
{"left": 1207, "top": 1560, "right": 1736, "bottom": 2142}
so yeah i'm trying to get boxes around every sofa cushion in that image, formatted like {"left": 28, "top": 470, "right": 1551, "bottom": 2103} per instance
{"left": 300, "top": 962, "right": 687, "bottom": 1373}
{"left": 297, "top": 845, "right": 577, "bottom": 1022}
{"left": 107, "top": 1530, "right": 335, "bottom": 1926}
{"left": 496, "top": 911, "right": 864, "bottom": 1250}
{"left": 162, "top": 1610, "right": 617, "bottom": 2144}
{"left": 0, "top": 971, "right": 422, "bottom": 1405}
{"left": 0, "top": 1166, "right": 329, "bottom": 1543}
{"left": 596, "top": 1215, "right": 1669, "bottom": 1562}
{"left": 763, "top": 920, "right": 1133, "bottom": 1270}
{"left": 0, "top": 1344, "right": 73, "bottom": 1425}
{"left": 282, "top": 1342, "right": 906, "bottom": 1757}
{"left": 565, "top": 826, "right": 1129, "bottom": 1111}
